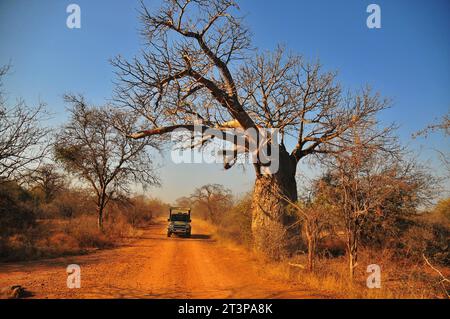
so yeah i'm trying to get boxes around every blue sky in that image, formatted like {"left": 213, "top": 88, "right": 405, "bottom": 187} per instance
{"left": 0, "top": 0, "right": 449, "bottom": 202}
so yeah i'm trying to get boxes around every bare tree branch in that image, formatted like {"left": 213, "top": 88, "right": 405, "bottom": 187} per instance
{"left": 0, "top": 65, "right": 50, "bottom": 182}
{"left": 54, "top": 94, "right": 160, "bottom": 230}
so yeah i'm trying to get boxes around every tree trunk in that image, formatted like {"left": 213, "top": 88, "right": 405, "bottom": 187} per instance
{"left": 347, "top": 230, "right": 358, "bottom": 280}
{"left": 304, "top": 221, "right": 316, "bottom": 271}
{"left": 97, "top": 205, "right": 104, "bottom": 232}
{"left": 97, "top": 190, "right": 107, "bottom": 232}
{"left": 307, "top": 241, "right": 314, "bottom": 271}
{"left": 251, "top": 146, "right": 299, "bottom": 260}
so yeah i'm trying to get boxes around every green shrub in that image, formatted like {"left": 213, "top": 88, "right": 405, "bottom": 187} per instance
{"left": 0, "top": 181, "right": 36, "bottom": 236}
{"left": 218, "top": 194, "right": 253, "bottom": 246}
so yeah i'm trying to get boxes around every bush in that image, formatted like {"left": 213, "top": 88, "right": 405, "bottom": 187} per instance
{"left": 396, "top": 217, "right": 450, "bottom": 266}
{"left": 0, "top": 181, "right": 36, "bottom": 236}
{"left": 38, "top": 188, "right": 95, "bottom": 219}
{"left": 0, "top": 180, "right": 163, "bottom": 262}
{"left": 0, "top": 222, "right": 81, "bottom": 262}
{"left": 428, "top": 223, "right": 450, "bottom": 265}
{"left": 121, "top": 196, "right": 166, "bottom": 227}
{"left": 215, "top": 194, "right": 253, "bottom": 247}
{"left": 64, "top": 215, "right": 113, "bottom": 249}
{"left": 425, "top": 198, "right": 450, "bottom": 227}
{"left": 104, "top": 213, "right": 137, "bottom": 239}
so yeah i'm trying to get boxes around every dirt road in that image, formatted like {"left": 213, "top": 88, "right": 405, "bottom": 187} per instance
{"left": 0, "top": 219, "right": 324, "bottom": 298}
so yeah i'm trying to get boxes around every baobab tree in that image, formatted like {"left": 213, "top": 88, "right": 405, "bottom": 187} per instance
{"left": 114, "top": 0, "right": 390, "bottom": 258}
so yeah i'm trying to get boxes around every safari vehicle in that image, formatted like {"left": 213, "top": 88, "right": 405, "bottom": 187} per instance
{"left": 167, "top": 207, "right": 191, "bottom": 237}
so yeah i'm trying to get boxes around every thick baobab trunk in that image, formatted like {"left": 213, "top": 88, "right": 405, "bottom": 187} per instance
{"left": 251, "top": 146, "right": 299, "bottom": 260}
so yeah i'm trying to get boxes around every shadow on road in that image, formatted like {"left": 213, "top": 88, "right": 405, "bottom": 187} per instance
{"left": 189, "top": 234, "right": 211, "bottom": 240}
{"left": 134, "top": 233, "right": 215, "bottom": 243}
{"left": 166, "top": 233, "right": 214, "bottom": 242}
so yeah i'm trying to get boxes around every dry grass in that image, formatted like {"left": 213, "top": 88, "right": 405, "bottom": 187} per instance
{"left": 0, "top": 214, "right": 142, "bottom": 262}
{"left": 250, "top": 248, "right": 450, "bottom": 299}
{"left": 207, "top": 217, "right": 449, "bottom": 299}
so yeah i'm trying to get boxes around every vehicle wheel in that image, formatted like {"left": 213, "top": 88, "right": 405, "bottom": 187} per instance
{"left": 187, "top": 232, "right": 191, "bottom": 237}
{"left": 167, "top": 232, "right": 171, "bottom": 237}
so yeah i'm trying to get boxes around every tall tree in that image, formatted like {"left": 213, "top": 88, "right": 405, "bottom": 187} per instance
{"left": 191, "top": 184, "right": 232, "bottom": 224}
{"left": 317, "top": 124, "right": 433, "bottom": 279}
{"left": 28, "top": 164, "right": 65, "bottom": 203}
{"left": 278, "top": 190, "right": 331, "bottom": 272}
{"left": 114, "top": 0, "right": 389, "bottom": 258}
{"left": 54, "top": 95, "right": 160, "bottom": 231}
{"left": 0, "top": 65, "right": 49, "bottom": 182}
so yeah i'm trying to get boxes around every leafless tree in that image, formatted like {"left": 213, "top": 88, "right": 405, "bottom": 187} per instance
{"left": 277, "top": 188, "right": 330, "bottom": 271}
{"left": 414, "top": 111, "right": 450, "bottom": 138}
{"left": 54, "top": 95, "right": 160, "bottom": 231}
{"left": 414, "top": 110, "right": 450, "bottom": 177}
{"left": 28, "top": 164, "right": 65, "bottom": 203}
{"left": 175, "top": 196, "right": 193, "bottom": 208}
{"left": 113, "top": 0, "right": 390, "bottom": 257}
{"left": 191, "top": 183, "right": 232, "bottom": 223}
{"left": 317, "top": 122, "right": 435, "bottom": 279}
{"left": 0, "top": 65, "right": 49, "bottom": 182}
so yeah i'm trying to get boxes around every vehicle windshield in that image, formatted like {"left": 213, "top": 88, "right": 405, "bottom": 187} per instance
{"left": 170, "top": 213, "right": 189, "bottom": 222}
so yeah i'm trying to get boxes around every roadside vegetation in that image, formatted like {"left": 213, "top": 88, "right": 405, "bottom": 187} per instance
{"left": 0, "top": 178, "right": 166, "bottom": 262}
{"left": 179, "top": 186, "right": 449, "bottom": 298}
{"left": 0, "top": 0, "right": 449, "bottom": 299}
{"left": 0, "top": 67, "right": 165, "bottom": 262}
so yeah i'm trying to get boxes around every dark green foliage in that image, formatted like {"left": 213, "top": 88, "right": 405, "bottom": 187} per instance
{"left": 0, "top": 181, "right": 36, "bottom": 236}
